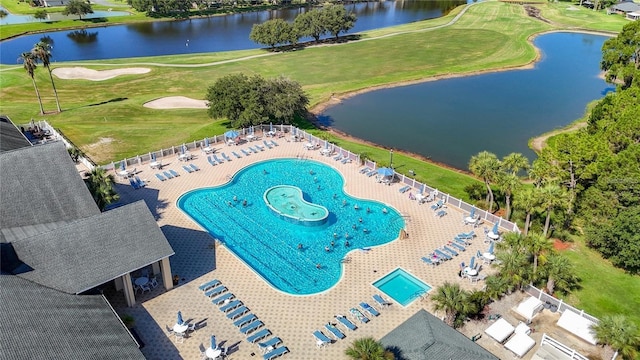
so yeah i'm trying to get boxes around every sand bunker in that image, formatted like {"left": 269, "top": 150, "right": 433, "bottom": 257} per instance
{"left": 52, "top": 67, "right": 151, "bottom": 81}
{"left": 143, "top": 96, "right": 208, "bottom": 109}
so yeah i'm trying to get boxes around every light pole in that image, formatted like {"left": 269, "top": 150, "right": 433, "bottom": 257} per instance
{"left": 390, "top": 149, "right": 394, "bottom": 169}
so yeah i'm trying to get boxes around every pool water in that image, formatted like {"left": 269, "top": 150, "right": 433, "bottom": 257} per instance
{"left": 177, "top": 159, "right": 404, "bottom": 295}
{"left": 264, "top": 185, "right": 329, "bottom": 226}
{"left": 373, "top": 268, "right": 431, "bottom": 306}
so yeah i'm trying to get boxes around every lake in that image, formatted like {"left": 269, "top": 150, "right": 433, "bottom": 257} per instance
{"left": 317, "top": 32, "right": 612, "bottom": 170}
{"left": 0, "top": 0, "right": 466, "bottom": 64}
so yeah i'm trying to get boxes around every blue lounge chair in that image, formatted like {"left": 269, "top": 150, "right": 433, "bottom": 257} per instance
{"left": 207, "top": 155, "right": 216, "bottom": 166}
{"left": 435, "top": 209, "right": 447, "bottom": 218}
{"left": 335, "top": 315, "right": 357, "bottom": 331}
{"left": 220, "top": 300, "right": 243, "bottom": 313}
{"left": 222, "top": 153, "right": 232, "bottom": 161}
{"left": 341, "top": 157, "right": 351, "bottom": 164}
{"left": 247, "top": 328, "right": 271, "bottom": 344}
{"left": 430, "top": 200, "right": 444, "bottom": 211}
{"left": 263, "top": 346, "right": 289, "bottom": 360}
{"left": 241, "top": 149, "right": 251, "bottom": 156}
{"left": 373, "top": 294, "right": 392, "bottom": 308}
{"left": 240, "top": 320, "right": 263, "bottom": 334}
{"left": 435, "top": 249, "right": 452, "bottom": 260}
{"left": 226, "top": 306, "right": 249, "bottom": 320}
{"left": 359, "top": 167, "right": 370, "bottom": 174}
{"left": 255, "top": 144, "right": 265, "bottom": 151}
{"left": 211, "top": 292, "right": 234, "bottom": 305}
{"left": 270, "top": 140, "right": 278, "bottom": 147}
{"left": 325, "top": 323, "right": 345, "bottom": 340}
{"left": 399, "top": 185, "right": 410, "bottom": 193}
{"left": 421, "top": 257, "right": 436, "bottom": 266}
{"left": 350, "top": 308, "right": 370, "bottom": 323}
{"left": 263, "top": 140, "right": 273, "bottom": 149}
{"left": 258, "top": 337, "right": 282, "bottom": 353}
{"left": 189, "top": 163, "right": 200, "bottom": 171}
{"left": 313, "top": 330, "right": 333, "bottom": 345}
{"left": 129, "top": 178, "right": 139, "bottom": 189}
{"left": 204, "top": 285, "right": 227, "bottom": 298}
{"left": 366, "top": 170, "right": 377, "bottom": 177}
{"left": 232, "top": 151, "right": 242, "bottom": 158}
{"left": 198, "top": 279, "right": 220, "bottom": 291}
{"left": 444, "top": 246, "right": 458, "bottom": 256}
{"left": 155, "top": 173, "right": 167, "bottom": 181}
{"left": 249, "top": 147, "right": 258, "bottom": 154}
{"left": 134, "top": 176, "right": 145, "bottom": 188}
{"left": 333, "top": 154, "right": 342, "bottom": 161}
{"left": 182, "top": 165, "right": 193, "bottom": 173}
{"left": 451, "top": 242, "right": 466, "bottom": 252}
{"left": 213, "top": 154, "right": 224, "bottom": 164}
{"left": 461, "top": 230, "right": 476, "bottom": 239}
{"left": 234, "top": 314, "right": 257, "bottom": 328}
{"left": 360, "top": 302, "right": 380, "bottom": 317}
{"left": 164, "top": 171, "right": 176, "bottom": 179}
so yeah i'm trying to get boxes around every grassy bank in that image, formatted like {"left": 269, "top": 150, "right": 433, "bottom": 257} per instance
{"left": 535, "top": 2, "right": 627, "bottom": 32}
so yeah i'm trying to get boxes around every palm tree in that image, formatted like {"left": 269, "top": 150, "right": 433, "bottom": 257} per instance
{"left": 529, "top": 158, "right": 555, "bottom": 188}
{"left": 345, "top": 337, "right": 394, "bottom": 360}
{"left": 542, "top": 253, "right": 577, "bottom": 296}
{"left": 513, "top": 187, "right": 538, "bottom": 235}
{"left": 469, "top": 151, "right": 501, "bottom": 212}
{"left": 591, "top": 315, "right": 640, "bottom": 360}
{"left": 32, "top": 41, "right": 61, "bottom": 113}
{"left": 495, "top": 248, "right": 531, "bottom": 291}
{"left": 537, "top": 183, "right": 567, "bottom": 237}
{"left": 502, "top": 152, "right": 529, "bottom": 175}
{"left": 84, "top": 167, "right": 119, "bottom": 211}
{"left": 525, "top": 232, "right": 553, "bottom": 277}
{"left": 18, "top": 52, "right": 45, "bottom": 115}
{"left": 484, "top": 275, "right": 509, "bottom": 301}
{"left": 496, "top": 172, "right": 521, "bottom": 221}
{"left": 431, "top": 282, "right": 473, "bottom": 327}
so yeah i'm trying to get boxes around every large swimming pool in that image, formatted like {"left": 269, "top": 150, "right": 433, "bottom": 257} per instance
{"left": 177, "top": 158, "right": 405, "bottom": 295}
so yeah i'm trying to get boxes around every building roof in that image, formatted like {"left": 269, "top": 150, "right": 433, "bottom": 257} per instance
{"left": 8, "top": 201, "right": 175, "bottom": 294}
{"left": 0, "top": 142, "right": 100, "bottom": 237}
{"left": 380, "top": 309, "right": 498, "bottom": 360}
{"left": 610, "top": 1, "right": 640, "bottom": 12}
{"left": 0, "top": 115, "right": 32, "bottom": 153}
{"left": 0, "top": 275, "right": 146, "bottom": 360}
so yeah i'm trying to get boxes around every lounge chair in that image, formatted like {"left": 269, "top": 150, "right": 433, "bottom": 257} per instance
{"left": 163, "top": 171, "right": 174, "bottom": 179}
{"left": 444, "top": 246, "right": 458, "bottom": 256}
{"left": 373, "top": 294, "right": 392, "bottom": 308}
{"left": 359, "top": 167, "right": 370, "bottom": 174}
{"left": 435, "top": 249, "right": 452, "bottom": 260}
{"left": 341, "top": 157, "right": 352, "bottom": 164}
{"left": 135, "top": 176, "right": 146, "bottom": 188}
{"left": 335, "top": 315, "right": 357, "bottom": 331}
{"left": 325, "top": 323, "right": 346, "bottom": 340}
{"left": 241, "top": 149, "right": 251, "bottom": 156}
{"left": 263, "top": 346, "right": 289, "bottom": 360}
{"left": 366, "top": 170, "right": 377, "bottom": 177}
{"left": 226, "top": 306, "right": 249, "bottom": 320}
{"left": 233, "top": 314, "right": 257, "bottom": 328}
{"left": 198, "top": 279, "right": 221, "bottom": 291}
{"left": 129, "top": 178, "right": 139, "bottom": 189}
{"left": 333, "top": 154, "right": 342, "bottom": 161}
{"left": 458, "top": 231, "right": 476, "bottom": 239}
{"left": 435, "top": 209, "right": 447, "bottom": 217}
{"left": 220, "top": 300, "right": 243, "bottom": 313}
{"left": 247, "top": 328, "right": 271, "bottom": 344}
{"left": 263, "top": 140, "right": 273, "bottom": 149}
{"left": 213, "top": 154, "right": 224, "bottom": 164}
{"left": 182, "top": 165, "right": 193, "bottom": 173}
{"left": 360, "top": 302, "right": 380, "bottom": 317}
{"left": 211, "top": 292, "right": 234, "bottom": 305}
{"left": 204, "top": 285, "right": 227, "bottom": 298}
{"left": 421, "top": 257, "right": 436, "bottom": 266}
{"left": 270, "top": 140, "right": 279, "bottom": 147}
{"left": 155, "top": 173, "right": 167, "bottom": 181}
{"left": 232, "top": 151, "right": 242, "bottom": 158}
{"left": 168, "top": 169, "right": 180, "bottom": 177}
{"left": 222, "top": 153, "right": 232, "bottom": 161}
{"left": 258, "top": 337, "right": 282, "bottom": 353}
{"left": 313, "top": 330, "right": 333, "bottom": 346}
{"left": 430, "top": 199, "right": 444, "bottom": 211}
{"left": 398, "top": 185, "right": 410, "bottom": 193}
{"left": 451, "top": 242, "right": 466, "bottom": 252}
{"left": 207, "top": 155, "right": 216, "bottom": 166}
{"left": 189, "top": 163, "right": 200, "bottom": 171}
{"left": 240, "top": 320, "right": 263, "bottom": 334}
{"left": 350, "top": 308, "right": 370, "bottom": 324}
{"left": 255, "top": 144, "right": 265, "bottom": 151}
{"left": 249, "top": 147, "right": 258, "bottom": 154}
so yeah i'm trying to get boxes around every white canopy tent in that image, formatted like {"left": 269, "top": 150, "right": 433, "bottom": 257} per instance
{"left": 485, "top": 318, "right": 515, "bottom": 343}
{"left": 557, "top": 310, "right": 598, "bottom": 345}
{"left": 505, "top": 332, "right": 536, "bottom": 358}
{"left": 514, "top": 296, "right": 544, "bottom": 323}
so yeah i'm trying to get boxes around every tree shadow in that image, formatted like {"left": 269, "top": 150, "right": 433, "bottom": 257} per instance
{"left": 87, "top": 97, "right": 128, "bottom": 107}
{"left": 385, "top": 346, "right": 408, "bottom": 360}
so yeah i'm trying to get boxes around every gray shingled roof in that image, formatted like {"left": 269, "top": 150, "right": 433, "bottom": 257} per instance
{"left": 0, "top": 115, "right": 32, "bottom": 153}
{"left": 0, "top": 275, "right": 145, "bottom": 360}
{"left": 0, "top": 142, "right": 100, "bottom": 233}
{"left": 10, "top": 201, "right": 174, "bottom": 294}
{"left": 610, "top": 1, "right": 640, "bottom": 12}
{"left": 380, "top": 309, "right": 498, "bottom": 360}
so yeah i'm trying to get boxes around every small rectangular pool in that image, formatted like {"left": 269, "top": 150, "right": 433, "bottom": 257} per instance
{"left": 372, "top": 268, "right": 431, "bottom": 307}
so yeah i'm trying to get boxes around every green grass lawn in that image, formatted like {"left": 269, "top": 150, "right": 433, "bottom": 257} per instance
{"left": 536, "top": 2, "right": 628, "bottom": 33}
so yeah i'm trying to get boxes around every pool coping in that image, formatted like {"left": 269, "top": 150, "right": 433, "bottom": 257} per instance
{"left": 372, "top": 267, "right": 433, "bottom": 308}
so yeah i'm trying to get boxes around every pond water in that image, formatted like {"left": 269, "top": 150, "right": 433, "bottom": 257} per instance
{"left": 0, "top": 6, "right": 130, "bottom": 26}
{"left": 318, "top": 32, "right": 612, "bottom": 170}
{"left": 0, "top": 0, "right": 465, "bottom": 64}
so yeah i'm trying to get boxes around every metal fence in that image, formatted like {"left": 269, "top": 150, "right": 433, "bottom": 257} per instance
{"left": 524, "top": 284, "right": 600, "bottom": 324}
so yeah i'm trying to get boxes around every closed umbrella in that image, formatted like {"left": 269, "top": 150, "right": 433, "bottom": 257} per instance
{"left": 151, "top": 153, "right": 156, "bottom": 162}
{"left": 487, "top": 241, "right": 494, "bottom": 254}
{"left": 377, "top": 167, "right": 394, "bottom": 177}
{"left": 120, "top": 160, "right": 126, "bottom": 171}
{"left": 324, "top": 140, "right": 328, "bottom": 149}
{"left": 270, "top": 122, "right": 273, "bottom": 132}
{"left": 211, "top": 335, "right": 217, "bottom": 350}
{"left": 469, "top": 256, "right": 475, "bottom": 269}
{"left": 181, "top": 145, "right": 187, "bottom": 154}
{"left": 204, "top": 138, "right": 210, "bottom": 147}
{"left": 491, "top": 222, "right": 499, "bottom": 235}
{"left": 469, "top": 207, "right": 476, "bottom": 218}
{"left": 177, "top": 311, "right": 184, "bottom": 325}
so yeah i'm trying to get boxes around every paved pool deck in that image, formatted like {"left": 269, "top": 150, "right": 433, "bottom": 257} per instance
{"left": 110, "top": 136, "right": 508, "bottom": 359}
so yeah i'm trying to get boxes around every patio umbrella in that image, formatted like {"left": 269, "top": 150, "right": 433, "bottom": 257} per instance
{"left": 224, "top": 130, "right": 239, "bottom": 139}
{"left": 211, "top": 335, "right": 217, "bottom": 350}
{"left": 177, "top": 311, "right": 184, "bottom": 325}
{"left": 491, "top": 222, "right": 499, "bottom": 234}
{"left": 377, "top": 167, "right": 394, "bottom": 177}
{"left": 487, "top": 241, "right": 494, "bottom": 254}
{"left": 120, "top": 160, "right": 126, "bottom": 171}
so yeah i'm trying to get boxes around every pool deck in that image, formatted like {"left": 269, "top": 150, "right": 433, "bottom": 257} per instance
{"left": 111, "top": 137, "right": 506, "bottom": 359}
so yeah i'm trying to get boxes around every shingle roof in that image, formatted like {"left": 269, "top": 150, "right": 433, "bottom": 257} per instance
{"left": 10, "top": 201, "right": 174, "bottom": 294}
{"left": 380, "top": 309, "right": 498, "bottom": 360}
{"left": 0, "top": 275, "right": 145, "bottom": 360}
{"left": 0, "top": 115, "right": 32, "bottom": 153}
{"left": 610, "top": 1, "right": 640, "bottom": 12}
{"left": 0, "top": 142, "right": 100, "bottom": 233}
